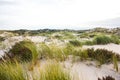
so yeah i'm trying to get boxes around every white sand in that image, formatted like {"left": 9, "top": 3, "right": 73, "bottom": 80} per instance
{"left": 64, "top": 61, "right": 120, "bottom": 80}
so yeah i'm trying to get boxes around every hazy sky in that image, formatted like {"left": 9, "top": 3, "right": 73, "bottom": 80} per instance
{"left": 0, "top": 0, "right": 120, "bottom": 30}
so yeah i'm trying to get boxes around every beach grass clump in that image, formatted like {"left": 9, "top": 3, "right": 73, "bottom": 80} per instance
{"left": 62, "top": 31, "right": 76, "bottom": 39}
{"left": 0, "top": 61, "right": 27, "bottom": 80}
{"left": 39, "top": 61, "right": 71, "bottom": 80}
{"left": 83, "top": 40, "right": 94, "bottom": 45}
{"left": 9, "top": 40, "right": 38, "bottom": 62}
{"left": 69, "top": 40, "right": 82, "bottom": 47}
{"left": 87, "top": 48, "right": 120, "bottom": 64}
{"left": 113, "top": 54, "right": 119, "bottom": 72}
{"left": 111, "top": 35, "right": 120, "bottom": 44}
{"left": 38, "top": 43, "right": 66, "bottom": 61}
{"left": 93, "top": 35, "right": 113, "bottom": 45}
{"left": 0, "top": 36, "right": 5, "bottom": 42}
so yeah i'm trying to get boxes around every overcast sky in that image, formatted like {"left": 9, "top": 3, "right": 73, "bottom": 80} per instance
{"left": 0, "top": 0, "right": 120, "bottom": 30}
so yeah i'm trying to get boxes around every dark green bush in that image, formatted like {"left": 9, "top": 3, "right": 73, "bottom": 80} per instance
{"left": 111, "top": 35, "right": 120, "bottom": 44}
{"left": 9, "top": 40, "right": 38, "bottom": 62}
{"left": 93, "top": 35, "right": 113, "bottom": 44}
{"left": 69, "top": 40, "right": 82, "bottom": 47}
{"left": 83, "top": 40, "right": 94, "bottom": 45}
{"left": 87, "top": 48, "right": 120, "bottom": 64}
{"left": 0, "top": 36, "right": 5, "bottom": 42}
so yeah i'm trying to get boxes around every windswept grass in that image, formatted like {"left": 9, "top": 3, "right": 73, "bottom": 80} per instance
{"left": 69, "top": 40, "right": 82, "bottom": 47}
{"left": 39, "top": 61, "right": 71, "bottom": 80}
{"left": 83, "top": 35, "right": 120, "bottom": 45}
{"left": 9, "top": 40, "right": 38, "bottom": 62}
{"left": 0, "top": 61, "right": 27, "bottom": 80}
{"left": 113, "top": 54, "right": 119, "bottom": 72}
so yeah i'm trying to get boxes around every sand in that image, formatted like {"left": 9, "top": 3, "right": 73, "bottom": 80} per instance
{"left": 64, "top": 61, "right": 120, "bottom": 80}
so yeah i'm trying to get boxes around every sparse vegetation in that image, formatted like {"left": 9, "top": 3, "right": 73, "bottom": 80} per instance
{"left": 0, "top": 28, "right": 120, "bottom": 80}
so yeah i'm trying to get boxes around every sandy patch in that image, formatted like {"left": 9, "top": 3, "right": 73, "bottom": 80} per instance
{"left": 64, "top": 61, "right": 120, "bottom": 80}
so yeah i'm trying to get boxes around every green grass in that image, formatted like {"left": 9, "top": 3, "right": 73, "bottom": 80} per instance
{"left": 39, "top": 61, "right": 71, "bottom": 80}
{"left": 9, "top": 40, "right": 38, "bottom": 62}
{"left": 38, "top": 43, "right": 68, "bottom": 61}
{"left": 93, "top": 35, "right": 113, "bottom": 44}
{"left": 83, "top": 35, "right": 120, "bottom": 45}
{"left": 86, "top": 48, "right": 120, "bottom": 65}
{"left": 113, "top": 54, "right": 119, "bottom": 72}
{"left": 69, "top": 40, "right": 82, "bottom": 47}
{"left": 0, "top": 60, "right": 71, "bottom": 80}
{"left": 0, "top": 61, "right": 27, "bottom": 80}
{"left": 83, "top": 40, "right": 94, "bottom": 45}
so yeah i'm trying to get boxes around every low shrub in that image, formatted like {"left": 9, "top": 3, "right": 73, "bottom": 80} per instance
{"left": 93, "top": 35, "right": 113, "bottom": 44}
{"left": 83, "top": 40, "right": 94, "bottom": 45}
{"left": 87, "top": 48, "right": 120, "bottom": 64}
{"left": 0, "top": 36, "right": 5, "bottom": 42}
{"left": 111, "top": 35, "right": 120, "bottom": 44}
{"left": 9, "top": 40, "right": 38, "bottom": 62}
{"left": 69, "top": 40, "right": 82, "bottom": 47}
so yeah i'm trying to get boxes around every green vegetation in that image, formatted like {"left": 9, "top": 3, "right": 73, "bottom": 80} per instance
{"left": 39, "top": 43, "right": 62, "bottom": 60}
{"left": 83, "top": 40, "right": 94, "bottom": 45}
{"left": 0, "top": 28, "right": 120, "bottom": 80}
{"left": 9, "top": 40, "right": 38, "bottom": 62}
{"left": 93, "top": 35, "right": 113, "bottom": 44}
{"left": 0, "top": 61, "right": 27, "bottom": 80}
{"left": 82, "top": 35, "right": 120, "bottom": 45}
{"left": 113, "top": 55, "right": 119, "bottom": 72}
{"left": 69, "top": 40, "right": 82, "bottom": 47}
{"left": 0, "top": 60, "right": 70, "bottom": 80}
{"left": 39, "top": 61, "right": 71, "bottom": 80}
{"left": 111, "top": 35, "right": 120, "bottom": 44}
{"left": 87, "top": 48, "right": 120, "bottom": 65}
{"left": 0, "top": 36, "right": 5, "bottom": 42}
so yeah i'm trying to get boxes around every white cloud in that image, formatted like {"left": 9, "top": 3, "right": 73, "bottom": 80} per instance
{"left": 0, "top": 0, "right": 120, "bottom": 30}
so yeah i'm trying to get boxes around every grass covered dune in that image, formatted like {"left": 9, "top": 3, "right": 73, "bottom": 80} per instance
{"left": 0, "top": 28, "right": 120, "bottom": 80}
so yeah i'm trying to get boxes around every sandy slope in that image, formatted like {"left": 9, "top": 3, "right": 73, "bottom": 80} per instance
{"left": 64, "top": 61, "right": 120, "bottom": 80}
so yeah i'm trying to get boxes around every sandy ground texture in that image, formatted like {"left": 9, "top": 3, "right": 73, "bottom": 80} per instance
{"left": 63, "top": 61, "right": 120, "bottom": 80}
